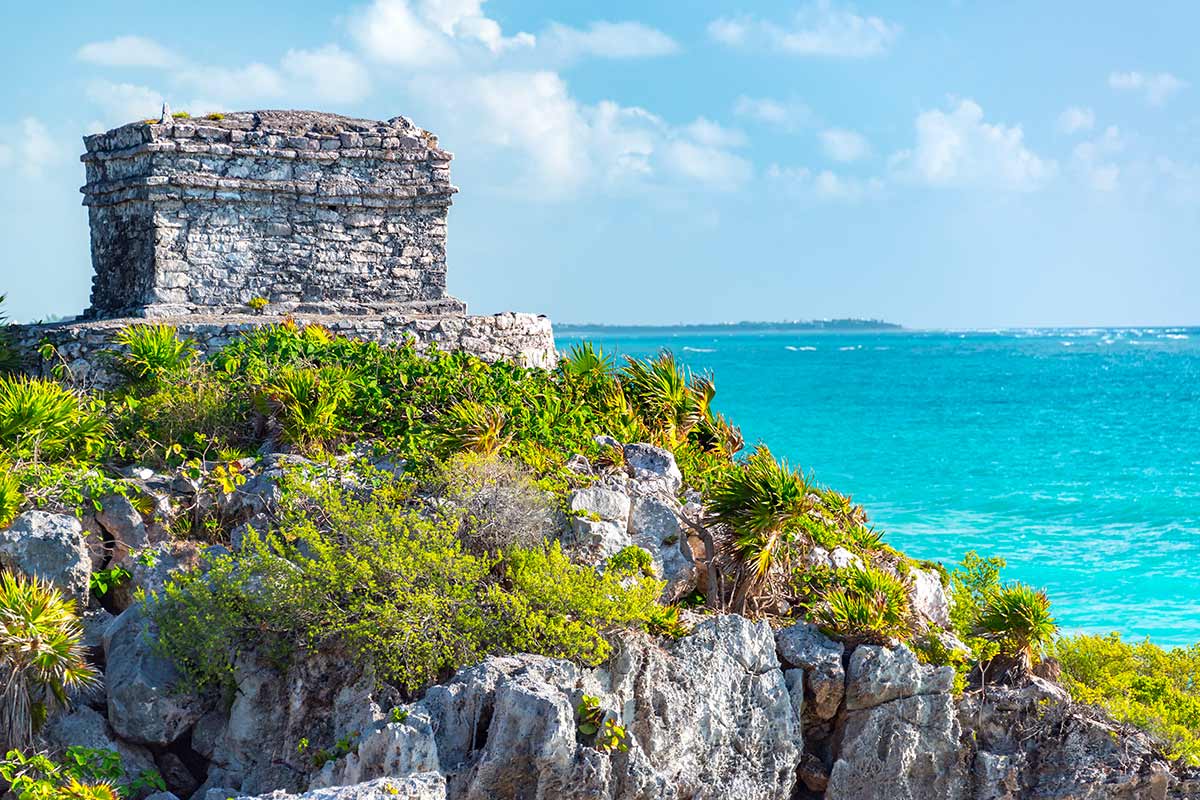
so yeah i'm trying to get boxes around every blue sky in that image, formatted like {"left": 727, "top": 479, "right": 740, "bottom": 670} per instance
{"left": 2, "top": 1, "right": 1198, "bottom": 327}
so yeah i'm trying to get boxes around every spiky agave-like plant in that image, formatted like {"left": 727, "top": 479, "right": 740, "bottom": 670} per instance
{"left": 619, "top": 352, "right": 706, "bottom": 444}
{"left": 437, "top": 399, "right": 511, "bottom": 457}
{"left": 707, "top": 445, "right": 813, "bottom": 589}
{"left": 0, "top": 374, "right": 110, "bottom": 460}
{"left": 112, "top": 323, "right": 198, "bottom": 384}
{"left": 976, "top": 583, "right": 1057, "bottom": 670}
{"left": 818, "top": 564, "right": 912, "bottom": 645}
{"left": 0, "top": 572, "right": 99, "bottom": 751}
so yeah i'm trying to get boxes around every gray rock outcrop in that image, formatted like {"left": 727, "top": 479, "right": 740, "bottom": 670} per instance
{"left": 0, "top": 510, "right": 92, "bottom": 603}
{"left": 317, "top": 615, "right": 802, "bottom": 800}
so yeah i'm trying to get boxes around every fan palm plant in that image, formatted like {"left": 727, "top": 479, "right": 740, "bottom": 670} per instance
{"left": 111, "top": 324, "right": 198, "bottom": 384}
{"left": 437, "top": 399, "right": 511, "bottom": 456}
{"left": 619, "top": 352, "right": 706, "bottom": 443}
{"left": 818, "top": 564, "right": 912, "bottom": 645}
{"left": 0, "top": 572, "right": 99, "bottom": 751}
{"left": 707, "top": 446, "right": 813, "bottom": 586}
{"left": 0, "top": 375, "right": 110, "bottom": 460}
{"left": 255, "top": 365, "right": 353, "bottom": 453}
{"left": 976, "top": 583, "right": 1057, "bottom": 670}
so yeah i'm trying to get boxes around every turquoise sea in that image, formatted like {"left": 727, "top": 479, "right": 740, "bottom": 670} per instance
{"left": 555, "top": 325, "right": 1200, "bottom": 648}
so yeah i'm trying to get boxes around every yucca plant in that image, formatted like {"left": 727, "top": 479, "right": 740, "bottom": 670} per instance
{"left": 818, "top": 564, "right": 911, "bottom": 645}
{"left": 0, "top": 375, "right": 109, "bottom": 460}
{"left": 559, "top": 342, "right": 614, "bottom": 380}
{"left": 111, "top": 324, "right": 197, "bottom": 384}
{"left": 0, "top": 572, "right": 99, "bottom": 751}
{"left": 437, "top": 400, "right": 511, "bottom": 456}
{"left": 707, "top": 445, "right": 812, "bottom": 582}
{"left": 619, "top": 352, "right": 706, "bottom": 444}
{"left": 256, "top": 365, "right": 353, "bottom": 453}
{"left": 976, "top": 583, "right": 1057, "bottom": 670}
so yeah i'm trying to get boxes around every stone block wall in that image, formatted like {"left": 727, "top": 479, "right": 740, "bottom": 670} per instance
{"left": 81, "top": 111, "right": 461, "bottom": 318}
{"left": 9, "top": 313, "right": 557, "bottom": 390}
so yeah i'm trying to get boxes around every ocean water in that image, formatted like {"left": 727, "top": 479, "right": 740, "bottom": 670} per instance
{"left": 555, "top": 326, "right": 1200, "bottom": 648}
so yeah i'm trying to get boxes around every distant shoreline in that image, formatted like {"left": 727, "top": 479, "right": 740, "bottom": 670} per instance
{"left": 554, "top": 319, "right": 903, "bottom": 333}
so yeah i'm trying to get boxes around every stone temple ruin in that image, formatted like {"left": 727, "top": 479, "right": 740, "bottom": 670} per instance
{"left": 13, "top": 109, "right": 555, "bottom": 380}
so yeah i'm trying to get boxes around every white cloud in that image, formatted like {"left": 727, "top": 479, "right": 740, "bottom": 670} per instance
{"left": 280, "top": 45, "right": 372, "bottom": 104}
{"left": 348, "top": 0, "right": 533, "bottom": 66}
{"left": 766, "top": 163, "right": 882, "bottom": 201}
{"left": 709, "top": 1, "right": 899, "bottom": 58}
{"left": 412, "top": 70, "right": 751, "bottom": 194}
{"left": 540, "top": 21, "right": 678, "bottom": 61}
{"left": 172, "top": 62, "right": 287, "bottom": 107}
{"left": 0, "top": 118, "right": 65, "bottom": 177}
{"left": 77, "top": 35, "right": 178, "bottom": 68}
{"left": 820, "top": 127, "right": 870, "bottom": 162}
{"left": 890, "top": 99, "right": 1054, "bottom": 191}
{"left": 1072, "top": 125, "right": 1123, "bottom": 192}
{"left": 1056, "top": 106, "right": 1094, "bottom": 135}
{"left": 732, "top": 95, "right": 813, "bottom": 131}
{"left": 85, "top": 80, "right": 166, "bottom": 125}
{"left": 1108, "top": 71, "right": 1188, "bottom": 106}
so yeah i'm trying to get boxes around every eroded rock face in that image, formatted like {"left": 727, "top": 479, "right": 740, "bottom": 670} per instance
{"left": 318, "top": 615, "right": 802, "bottom": 800}
{"left": 40, "top": 706, "right": 159, "bottom": 788}
{"left": 0, "top": 511, "right": 91, "bottom": 603}
{"left": 238, "top": 776, "right": 447, "bottom": 800}
{"left": 775, "top": 621, "right": 845, "bottom": 722}
{"left": 963, "top": 680, "right": 1200, "bottom": 799}
{"left": 827, "top": 644, "right": 967, "bottom": 800}
{"left": 102, "top": 605, "right": 208, "bottom": 746}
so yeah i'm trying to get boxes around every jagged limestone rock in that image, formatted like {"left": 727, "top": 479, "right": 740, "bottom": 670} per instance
{"left": 102, "top": 604, "right": 207, "bottom": 746}
{"left": 826, "top": 644, "right": 967, "bottom": 800}
{"left": 775, "top": 621, "right": 845, "bottom": 721}
{"left": 238, "top": 776, "right": 446, "bottom": 800}
{"left": 40, "top": 706, "right": 159, "bottom": 787}
{"left": 0, "top": 510, "right": 91, "bottom": 604}
{"left": 317, "top": 615, "right": 802, "bottom": 800}
{"left": 622, "top": 443, "right": 682, "bottom": 496}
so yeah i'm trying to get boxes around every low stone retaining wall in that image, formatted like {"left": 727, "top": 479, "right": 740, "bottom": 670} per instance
{"left": 10, "top": 311, "right": 556, "bottom": 388}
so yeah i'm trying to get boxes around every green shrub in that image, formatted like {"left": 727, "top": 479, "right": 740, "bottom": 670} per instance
{"left": 0, "top": 745, "right": 165, "bottom": 800}
{"left": 975, "top": 583, "right": 1057, "bottom": 669}
{"left": 707, "top": 445, "right": 812, "bottom": 580}
{"left": 487, "top": 541, "right": 664, "bottom": 666}
{"left": 606, "top": 545, "right": 655, "bottom": 578}
{"left": 817, "top": 564, "right": 911, "bottom": 645}
{"left": 0, "top": 375, "right": 109, "bottom": 461}
{"left": 429, "top": 452, "right": 557, "bottom": 556}
{"left": 149, "top": 472, "right": 664, "bottom": 694}
{"left": 110, "top": 324, "right": 197, "bottom": 386}
{"left": 1050, "top": 634, "right": 1200, "bottom": 765}
{"left": 0, "top": 572, "right": 99, "bottom": 751}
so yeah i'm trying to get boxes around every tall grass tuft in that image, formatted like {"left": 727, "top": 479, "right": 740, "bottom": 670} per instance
{"left": 975, "top": 583, "right": 1057, "bottom": 669}
{"left": 111, "top": 324, "right": 198, "bottom": 385}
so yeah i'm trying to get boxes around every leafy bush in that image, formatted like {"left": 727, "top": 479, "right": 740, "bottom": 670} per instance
{"left": 148, "top": 472, "right": 664, "bottom": 694}
{"left": 429, "top": 452, "right": 557, "bottom": 556}
{"left": 0, "top": 572, "right": 99, "bottom": 751}
{"left": 113, "top": 363, "right": 250, "bottom": 464}
{"left": 975, "top": 583, "right": 1057, "bottom": 669}
{"left": 1050, "top": 633, "right": 1200, "bottom": 765}
{"left": 816, "top": 563, "right": 912, "bottom": 645}
{"left": 0, "top": 746, "right": 165, "bottom": 800}
{"left": 707, "top": 445, "right": 812, "bottom": 580}
{"left": 0, "top": 375, "right": 109, "bottom": 461}
{"left": 110, "top": 324, "right": 197, "bottom": 386}
{"left": 606, "top": 545, "right": 655, "bottom": 578}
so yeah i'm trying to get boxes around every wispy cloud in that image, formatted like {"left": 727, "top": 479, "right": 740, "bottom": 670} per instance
{"left": 1056, "top": 106, "right": 1095, "bottom": 135}
{"left": 732, "top": 95, "right": 813, "bottom": 131}
{"left": 709, "top": 1, "right": 900, "bottom": 58}
{"left": 766, "top": 163, "right": 883, "bottom": 202}
{"left": 76, "top": 35, "right": 179, "bottom": 68}
{"left": 890, "top": 99, "right": 1054, "bottom": 191}
{"left": 820, "top": 128, "right": 870, "bottom": 162}
{"left": 0, "top": 118, "right": 66, "bottom": 177}
{"left": 1108, "top": 71, "right": 1188, "bottom": 106}
{"left": 539, "top": 21, "right": 679, "bottom": 62}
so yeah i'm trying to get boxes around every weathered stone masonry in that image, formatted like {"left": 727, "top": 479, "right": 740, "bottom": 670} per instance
{"left": 82, "top": 111, "right": 463, "bottom": 318}
{"left": 13, "top": 109, "right": 555, "bottom": 374}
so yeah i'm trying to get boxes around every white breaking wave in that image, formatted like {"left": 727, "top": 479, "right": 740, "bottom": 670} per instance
{"left": 785, "top": 345, "right": 817, "bottom": 351}
{"left": 682, "top": 346, "right": 716, "bottom": 353}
